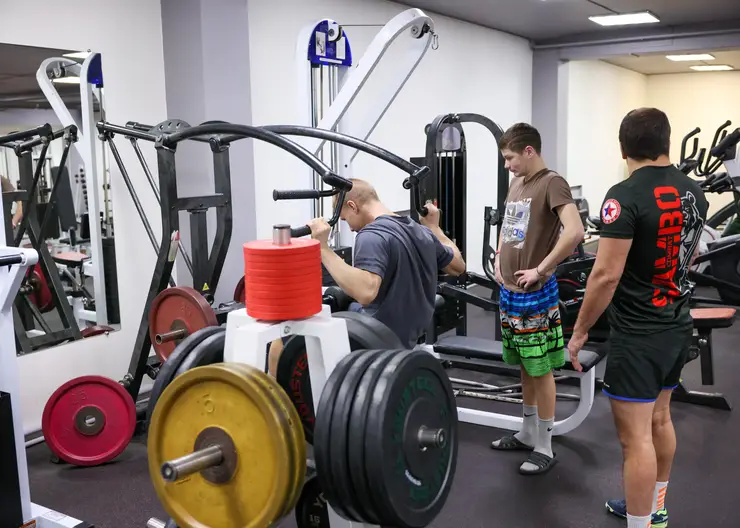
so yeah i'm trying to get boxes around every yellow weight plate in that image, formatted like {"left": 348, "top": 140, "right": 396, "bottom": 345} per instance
{"left": 233, "top": 363, "right": 306, "bottom": 517}
{"left": 148, "top": 363, "right": 293, "bottom": 528}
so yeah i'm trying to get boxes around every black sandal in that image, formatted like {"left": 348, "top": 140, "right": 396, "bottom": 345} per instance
{"left": 490, "top": 435, "right": 533, "bottom": 451}
{"left": 519, "top": 451, "right": 557, "bottom": 475}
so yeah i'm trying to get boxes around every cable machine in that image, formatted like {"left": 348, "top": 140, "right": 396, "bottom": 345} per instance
{"left": 295, "top": 8, "right": 437, "bottom": 250}
{"left": 411, "top": 113, "right": 509, "bottom": 339}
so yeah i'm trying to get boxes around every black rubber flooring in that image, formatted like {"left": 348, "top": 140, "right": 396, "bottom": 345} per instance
{"left": 27, "top": 302, "right": 739, "bottom": 527}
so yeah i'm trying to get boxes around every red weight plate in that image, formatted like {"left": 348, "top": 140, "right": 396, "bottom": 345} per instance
{"left": 26, "top": 264, "right": 54, "bottom": 313}
{"left": 148, "top": 287, "right": 218, "bottom": 361}
{"left": 243, "top": 238, "right": 319, "bottom": 254}
{"left": 42, "top": 375, "right": 136, "bottom": 466}
{"left": 81, "top": 325, "right": 114, "bottom": 338}
{"left": 233, "top": 276, "right": 245, "bottom": 303}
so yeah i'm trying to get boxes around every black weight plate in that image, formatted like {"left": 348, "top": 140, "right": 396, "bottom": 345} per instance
{"left": 329, "top": 349, "right": 386, "bottom": 522}
{"left": 173, "top": 331, "right": 226, "bottom": 376}
{"left": 276, "top": 313, "right": 403, "bottom": 445}
{"left": 145, "top": 326, "right": 225, "bottom": 425}
{"left": 347, "top": 349, "right": 400, "bottom": 524}
{"left": 276, "top": 336, "right": 316, "bottom": 444}
{"left": 295, "top": 475, "right": 330, "bottom": 528}
{"left": 366, "top": 350, "right": 458, "bottom": 528}
{"left": 333, "top": 311, "right": 404, "bottom": 349}
{"left": 313, "top": 350, "right": 365, "bottom": 521}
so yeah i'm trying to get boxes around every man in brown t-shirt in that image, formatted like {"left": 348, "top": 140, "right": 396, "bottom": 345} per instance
{"left": 490, "top": 123, "right": 585, "bottom": 475}
{"left": 1, "top": 175, "right": 23, "bottom": 228}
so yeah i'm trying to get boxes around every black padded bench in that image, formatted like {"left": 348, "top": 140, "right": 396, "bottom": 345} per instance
{"left": 425, "top": 335, "right": 601, "bottom": 436}
{"left": 434, "top": 335, "right": 601, "bottom": 373}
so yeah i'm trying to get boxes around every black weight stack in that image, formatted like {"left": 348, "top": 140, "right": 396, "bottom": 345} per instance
{"left": 102, "top": 237, "right": 120, "bottom": 324}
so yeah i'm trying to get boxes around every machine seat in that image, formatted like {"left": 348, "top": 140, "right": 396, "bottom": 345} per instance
{"left": 434, "top": 335, "right": 601, "bottom": 372}
{"left": 53, "top": 251, "right": 90, "bottom": 268}
{"left": 691, "top": 307, "right": 736, "bottom": 331}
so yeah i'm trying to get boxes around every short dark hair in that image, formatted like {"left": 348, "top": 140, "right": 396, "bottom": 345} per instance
{"left": 619, "top": 108, "right": 671, "bottom": 161}
{"left": 499, "top": 123, "right": 542, "bottom": 154}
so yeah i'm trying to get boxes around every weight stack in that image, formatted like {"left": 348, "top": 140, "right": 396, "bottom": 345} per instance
{"left": 323, "top": 246, "right": 352, "bottom": 286}
{"left": 102, "top": 237, "right": 120, "bottom": 325}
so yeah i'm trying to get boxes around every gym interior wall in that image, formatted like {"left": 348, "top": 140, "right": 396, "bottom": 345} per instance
{"left": 647, "top": 71, "right": 740, "bottom": 214}
{"left": 564, "top": 58, "right": 740, "bottom": 212}
{"left": 565, "top": 60, "right": 648, "bottom": 207}
{"left": 247, "top": 0, "right": 533, "bottom": 277}
{"left": 3, "top": 1, "right": 168, "bottom": 433}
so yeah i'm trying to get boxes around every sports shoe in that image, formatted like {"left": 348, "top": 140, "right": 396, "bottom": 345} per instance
{"left": 605, "top": 499, "right": 668, "bottom": 527}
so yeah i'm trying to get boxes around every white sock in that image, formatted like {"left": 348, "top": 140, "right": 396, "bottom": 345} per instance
{"left": 653, "top": 481, "right": 668, "bottom": 512}
{"left": 627, "top": 513, "right": 652, "bottom": 527}
{"left": 533, "top": 416, "right": 554, "bottom": 458}
{"left": 518, "top": 416, "right": 554, "bottom": 473}
{"left": 514, "top": 404, "right": 537, "bottom": 445}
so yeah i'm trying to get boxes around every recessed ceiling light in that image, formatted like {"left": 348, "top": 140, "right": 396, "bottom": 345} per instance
{"left": 589, "top": 11, "right": 660, "bottom": 27}
{"left": 666, "top": 53, "right": 716, "bottom": 62}
{"left": 690, "top": 65, "right": 734, "bottom": 71}
{"left": 52, "top": 77, "right": 81, "bottom": 84}
{"left": 62, "top": 51, "right": 91, "bottom": 59}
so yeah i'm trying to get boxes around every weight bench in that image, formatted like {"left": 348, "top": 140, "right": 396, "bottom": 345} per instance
{"left": 673, "top": 307, "right": 736, "bottom": 410}
{"left": 425, "top": 336, "right": 601, "bottom": 436}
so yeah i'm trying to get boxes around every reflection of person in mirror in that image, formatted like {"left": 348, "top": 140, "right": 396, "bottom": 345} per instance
{"left": 1, "top": 175, "right": 23, "bottom": 228}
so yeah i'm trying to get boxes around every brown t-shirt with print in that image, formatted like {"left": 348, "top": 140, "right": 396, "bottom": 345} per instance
{"left": 499, "top": 169, "right": 574, "bottom": 292}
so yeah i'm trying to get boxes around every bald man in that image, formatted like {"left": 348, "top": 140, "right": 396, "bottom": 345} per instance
{"left": 267, "top": 178, "right": 465, "bottom": 374}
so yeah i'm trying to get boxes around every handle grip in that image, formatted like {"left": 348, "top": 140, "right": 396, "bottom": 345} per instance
{"left": 710, "top": 129, "right": 740, "bottom": 158}
{"left": 291, "top": 225, "right": 312, "bottom": 238}
{"left": 0, "top": 254, "right": 23, "bottom": 267}
{"left": 273, "top": 189, "right": 321, "bottom": 201}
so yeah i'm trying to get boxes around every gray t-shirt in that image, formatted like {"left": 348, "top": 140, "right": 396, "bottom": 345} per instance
{"left": 353, "top": 215, "right": 454, "bottom": 347}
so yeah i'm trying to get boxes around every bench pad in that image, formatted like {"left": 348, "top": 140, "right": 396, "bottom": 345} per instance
{"left": 434, "top": 335, "right": 601, "bottom": 373}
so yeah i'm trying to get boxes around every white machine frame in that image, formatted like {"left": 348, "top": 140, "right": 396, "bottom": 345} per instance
{"left": 296, "top": 9, "right": 434, "bottom": 246}
{"left": 37, "top": 53, "right": 109, "bottom": 326}
{"left": 419, "top": 344, "right": 596, "bottom": 436}
{"left": 0, "top": 245, "right": 90, "bottom": 527}
{"left": 223, "top": 305, "right": 377, "bottom": 528}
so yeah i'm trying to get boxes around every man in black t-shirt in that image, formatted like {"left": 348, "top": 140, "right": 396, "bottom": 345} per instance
{"left": 567, "top": 108, "right": 708, "bottom": 528}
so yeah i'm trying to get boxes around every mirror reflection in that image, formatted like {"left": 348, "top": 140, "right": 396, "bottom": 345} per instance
{"left": 0, "top": 43, "right": 119, "bottom": 354}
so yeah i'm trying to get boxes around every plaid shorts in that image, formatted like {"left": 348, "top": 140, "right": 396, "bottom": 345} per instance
{"left": 499, "top": 276, "right": 565, "bottom": 377}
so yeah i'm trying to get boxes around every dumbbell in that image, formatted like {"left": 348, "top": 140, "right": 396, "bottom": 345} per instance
{"left": 323, "top": 285, "right": 354, "bottom": 312}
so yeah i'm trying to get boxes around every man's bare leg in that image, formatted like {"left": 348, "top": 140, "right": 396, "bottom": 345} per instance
{"left": 491, "top": 366, "right": 538, "bottom": 449}
{"left": 611, "top": 398, "right": 657, "bottom": 517}
{"left": 651, "top": 390, "right": 675, "bottom": 514}
{"left": 267, "top": 339, "right": 283, "bottom": 377}
{"left": 519, "top": 370, "right": 556, "bottom": 472}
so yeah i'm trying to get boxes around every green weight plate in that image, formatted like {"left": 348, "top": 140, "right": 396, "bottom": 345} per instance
{"left": 366, "top": 350, "right": 458, "bottom": 528}
{"left": 347, "top": 349, "right": 400, "bottom": 524}
{"left": 313, "top": 350, "right": 365, "bottom": 521}
{"left": 146, "top": 326, "right": 225, "bottom": 425}
{"left": 329, "top": 349, "right": 386, "bottom": 522}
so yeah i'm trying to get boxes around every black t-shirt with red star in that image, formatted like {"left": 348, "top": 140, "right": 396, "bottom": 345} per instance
{"left": 599, "top": 165, "right": 708, "bottom": 334}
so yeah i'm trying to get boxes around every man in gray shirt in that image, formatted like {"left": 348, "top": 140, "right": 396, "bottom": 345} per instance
{"left": 267, "top": 178, "right": 465, "bottom": 374}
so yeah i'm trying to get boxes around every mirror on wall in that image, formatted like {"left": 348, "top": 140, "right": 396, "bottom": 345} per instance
{"left": 0, "top": 43, "right": 119, "bottom": 354}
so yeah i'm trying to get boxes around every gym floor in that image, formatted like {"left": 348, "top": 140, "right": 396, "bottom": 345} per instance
{"left": 27, "top": 291, "right": 738, "bottom": 528}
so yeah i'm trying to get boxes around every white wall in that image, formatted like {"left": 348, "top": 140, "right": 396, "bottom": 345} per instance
{"left": 565, "top": 60, "right": 648, "bottom": 207}
{"left": 247, "top": 0, "right": 532, "bottom": 274}
{"left": 647, "top": 71, "right": 740, "bottom": 214}
{"left": 2, "top": 0, "right": 167, "bottom": 432}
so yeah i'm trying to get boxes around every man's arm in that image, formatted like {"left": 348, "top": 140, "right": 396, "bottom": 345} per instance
{"left": 321, "top": 247, "right": 381, "bottom": 305}
{"left": 573, "top": 237, "right": 632, "bottom": 334}
{"left": 420, "top": 203, "right": 465, "bottom": 276}
{"left": 537, "top": 203, "right": 585, "bottom": 274}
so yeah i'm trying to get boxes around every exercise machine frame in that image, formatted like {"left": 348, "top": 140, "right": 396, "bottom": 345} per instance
{"left": 0, "top": 245, "right": 92, "bottom": 527}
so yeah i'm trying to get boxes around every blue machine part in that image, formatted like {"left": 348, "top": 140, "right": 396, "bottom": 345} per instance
{"left": 306, "top": 19, "right": 353, "bottom": 67}
{"left": 87, "top": 54, "right": 104, "bottom": 88}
